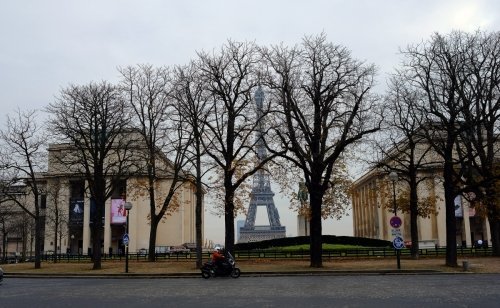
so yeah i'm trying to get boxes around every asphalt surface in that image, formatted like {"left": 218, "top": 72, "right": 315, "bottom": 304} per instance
{"left": 2, "top": 268, "right": 444, "bottom": 279}
{"left": 2, "top": 275, "right": 500, "bottom": 308}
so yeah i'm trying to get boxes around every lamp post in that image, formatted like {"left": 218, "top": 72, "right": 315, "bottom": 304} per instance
{"left": 124, "top": 202, "right": 133, "bottom": 273}
{"left": 388, "top": 171, "right": 401, "bottom": 269}
{"left": 70, "top": 234, "right": 74, "bottom": 254}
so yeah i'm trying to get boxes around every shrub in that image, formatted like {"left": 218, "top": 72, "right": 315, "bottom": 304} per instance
{"left": 234, "top": 235, "right": 391, "bottom": 250}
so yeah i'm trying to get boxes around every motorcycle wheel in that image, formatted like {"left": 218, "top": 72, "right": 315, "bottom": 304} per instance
{"left": 230, "top": 267, "right": 241, "bottom": 278}
{"left": 201, "top": 270, "right": 211, "bottom": 279}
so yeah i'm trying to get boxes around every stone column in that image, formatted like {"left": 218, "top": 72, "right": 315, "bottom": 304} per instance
{"left": 104, "top": 198, "right": 111, "bottom": 255}
{"left": 484, "top": 218, "right": 491, "bottom": 247}
{"left": 82, "top": 197, "right": 90, "bottom": 255}
{"left": 463, "top": 201, "right": 472, "bottom": 247}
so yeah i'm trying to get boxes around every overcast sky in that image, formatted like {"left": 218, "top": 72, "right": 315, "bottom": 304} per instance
{"left": 1, "top": 0, "right": 499, "bottom": 244}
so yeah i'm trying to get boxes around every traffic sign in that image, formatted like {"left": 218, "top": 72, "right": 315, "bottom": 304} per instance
{"left": 390, "top": 216, "right": 402, "bottom": 228}
{"left": 393, "top": 236, "right": 405, "bottom": 250}
{"left": 123, "top": 233, "right": 129, "bottom": 246}
{"left": 391, "top": 228, "right": 402, "bottom": 237}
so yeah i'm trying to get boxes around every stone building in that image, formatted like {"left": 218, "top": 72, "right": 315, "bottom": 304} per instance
{"left": 351, "top": 153, "right": 492, "bottom": 249}
{"left": 43, "top": 142, "right": 202, "bottom": 256}
{"left": 1, "top": 140, "right": 202, "bottom": 258}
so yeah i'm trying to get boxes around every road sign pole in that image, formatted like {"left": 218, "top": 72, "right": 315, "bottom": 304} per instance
{"left": 123, "top": 202, "right": 133, "bottom": 274}
{"left": 397, "top": 249, "right": 401, "bottom": 269}
{"left": 126, "top": 211, "right": 129, "bottom": 273}
{"left": 389, "top": 171, "right": 402, "bottom": 270}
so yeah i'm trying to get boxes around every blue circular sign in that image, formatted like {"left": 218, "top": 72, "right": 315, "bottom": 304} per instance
{"left": 393, "top": 236, "right": 405, "bottom": 250}
{"left": 123, "top": 233, "right": 129, "bottom": 245}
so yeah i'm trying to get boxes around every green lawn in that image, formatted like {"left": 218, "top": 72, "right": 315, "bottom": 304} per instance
{"left": 266, "top": 244, "right": 369, "bottom": 252}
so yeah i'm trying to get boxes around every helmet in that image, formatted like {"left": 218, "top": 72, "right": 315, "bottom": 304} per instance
{"left": 214, "top": 247, "right": 220, "bottom": 252}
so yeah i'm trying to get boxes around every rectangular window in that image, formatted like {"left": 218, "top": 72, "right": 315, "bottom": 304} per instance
{"left": 41, "top": 194, "right": 47, "bottom": 209}
{"left": 70, "top": 181, "right": 85, "bottom": 199}
{"left": 111, "top": 180, "right": 127, "bottom": 199}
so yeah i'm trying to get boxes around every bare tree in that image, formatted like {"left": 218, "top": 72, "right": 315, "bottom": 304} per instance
{"left": 10, "top": 211, "right": 32, "bottom": 261}
{"left": 46, "top": 81, "right": 134, "bottom": 270}
{"left": 453, "top": 30, "right": 500, "bottom": 256}
{"left": 0, "top": 109, "right": 46, "bottom": 268}
{"left": 401, "top": 32, "right": 475, "bottom": 267}
{"left": 0, "top": 199, "right": 23, "bottom": 261}
{"left": 171, "top": 62, "right": 212, "bottom": 268}
{"left": 44, "top": 177, "right": 69, "bottom": 262}
{"left": 195, "top": 40, "right": 276, "bottom": 254}
{"left": 376, "top": 75, "right": 438, "bottom": 259}
{"left": 263, "top": 34, "right": 382, "bottom": 267}
{"left": 119, "top": 64, "right": 193, "bottom": 262}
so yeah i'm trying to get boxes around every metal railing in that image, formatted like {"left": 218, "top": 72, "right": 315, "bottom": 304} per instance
{"left": 6, "top": 246, "right": 490, "bottom": 264}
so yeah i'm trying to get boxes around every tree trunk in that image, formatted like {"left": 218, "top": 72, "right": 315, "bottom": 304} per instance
{"left": 489, "top": 217, "right": 500, "bottom": 257}
{"left": 443, "top": 162, "right": 457, "bottom": 267}
{"left": 91, "top": 199, "right": 104, "bottom": 270}
{"left": 148, "top": 221, "right": 159, "bottom": 262}
{"left": 485, "top": 186, "right": 500, "bottom": 256}
{"left": 21, "top": 223, "right": 27, "bottom": 261}
{"left": 409, "top": 175, "right": 420, "bottom": 259}
{"left": 33, "top": 194, "right": 42, "bottom": 270}
{"left": 224, "top": 190, "right": 236, "bottom": 255}
{"left": 148, "top": 175, "right": 158, "bottom": 263}
{"left": 195, "top": 154, "right": 203, "bottom": 269}
{"left": 2, "top": 230, "right": 7, "bottom": 260}
{"left": 34, "top": 216, "right": 41, "bottom": 269}
{"left": 309, "top": 182, "right": 323, "bottom": 268}
{"left": 53, "top": 217, "right": 58, "bottom": 263}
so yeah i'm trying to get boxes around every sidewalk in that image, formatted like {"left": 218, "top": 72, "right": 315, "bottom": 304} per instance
{"left": 2, "top": 257, "right": 500, "bottom": 278}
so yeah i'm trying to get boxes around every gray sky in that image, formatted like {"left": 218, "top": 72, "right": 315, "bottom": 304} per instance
{"left": 1, "top": 0, "right": 499, "bottom": 243}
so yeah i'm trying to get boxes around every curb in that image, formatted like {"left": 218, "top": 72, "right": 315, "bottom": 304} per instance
{"left": 4, "top": 269, "right": 445, "bottom": 279}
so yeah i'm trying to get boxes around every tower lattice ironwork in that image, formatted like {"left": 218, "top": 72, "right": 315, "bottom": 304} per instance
{"left": 238, "top": 86, "right": 286, "bottom": 243}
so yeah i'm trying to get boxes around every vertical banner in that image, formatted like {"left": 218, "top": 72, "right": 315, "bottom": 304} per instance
{"left": 454, "top": 195, "right": 463, "bottom": 217}
{"left": 111, "top": 199, "right": 126, "bottom": 224}
{"left": 69, "top": 199, "right": 84, "bottom": 225}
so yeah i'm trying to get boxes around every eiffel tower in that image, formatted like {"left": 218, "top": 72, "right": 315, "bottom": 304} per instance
{"left": 238, "top": 87, "right": 286, "bottom": 243}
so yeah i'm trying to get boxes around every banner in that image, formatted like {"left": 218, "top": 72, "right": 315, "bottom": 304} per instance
{"left": 69, "top": 199, "right": 84, "bottom": 225}
{"left": 454, "top": 195, "right": 463, "bottom": 217}
{"left": 111, "top": 199, "right": 126, "bottom": 224}
{"left": 454, "top": 195, "right": 476, "bottom": 217}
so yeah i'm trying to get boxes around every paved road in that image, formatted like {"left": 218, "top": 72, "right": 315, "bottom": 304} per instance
{"left": 1, "top": 274, "right": 499, "bottom": 307}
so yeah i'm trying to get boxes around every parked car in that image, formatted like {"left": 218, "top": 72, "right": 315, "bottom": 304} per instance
{"left": 4, "top": 253, "right": 20, "bottom": 264}
{"left": 155, "top": 246, "right": 171, "bottom": 256}
{"left": 137, "top": 248, "right": 147, "bottom": 255}
{"left": 25, "top": 256, "right": 35, "bottom": 262}
{"left": 183, "top": 243, "right": 197, "bottom": 252}
{"left": 170, "top": 246, "right": 190, "bottom": 254}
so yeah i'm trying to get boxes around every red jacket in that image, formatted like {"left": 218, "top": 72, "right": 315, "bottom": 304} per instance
{"left": 211, "top": 251, "right": 225, "bottom": 262}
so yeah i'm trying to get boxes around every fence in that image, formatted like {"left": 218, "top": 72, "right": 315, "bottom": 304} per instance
{"left": 10, "top": 246, "right": 492, "bottom": 263}
{"left": 234, "top": 246, "right": 493, "bottom": 259}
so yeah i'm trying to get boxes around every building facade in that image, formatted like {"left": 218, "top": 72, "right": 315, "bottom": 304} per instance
{"left": 351, "top": 169, "right": 491, "bottom": 248}
{"left": 1, "top": 140, "right": 203, "bottom": 258}
{"left": 43, "top": 142, "right": 202, "bottom": 256}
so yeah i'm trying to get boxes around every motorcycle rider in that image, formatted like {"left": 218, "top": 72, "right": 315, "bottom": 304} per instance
{"left": 211, "top": 247, "right": 225, "bottom": 272}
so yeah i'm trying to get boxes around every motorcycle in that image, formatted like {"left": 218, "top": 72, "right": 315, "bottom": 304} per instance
{"left": 201, "top": 252, "right": 241, "bottom": 279}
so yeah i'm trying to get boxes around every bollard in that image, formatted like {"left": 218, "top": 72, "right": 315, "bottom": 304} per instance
{"left": 462, "top": 260, "right": 469, "bottom": 271}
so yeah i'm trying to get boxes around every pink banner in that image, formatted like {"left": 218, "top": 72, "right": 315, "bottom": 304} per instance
{"left": 111, "top": 199, "right": 126, "bottom": 224}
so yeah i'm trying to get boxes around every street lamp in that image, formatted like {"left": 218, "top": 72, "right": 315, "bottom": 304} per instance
{"left": 124, "top": 202, "right": 133, "bottom": 273}
{"left": 70, "top": 234, "right": 74, "bottom": 254}
{"left": 388, "top": 171, "right": 401, "bottom": 269}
